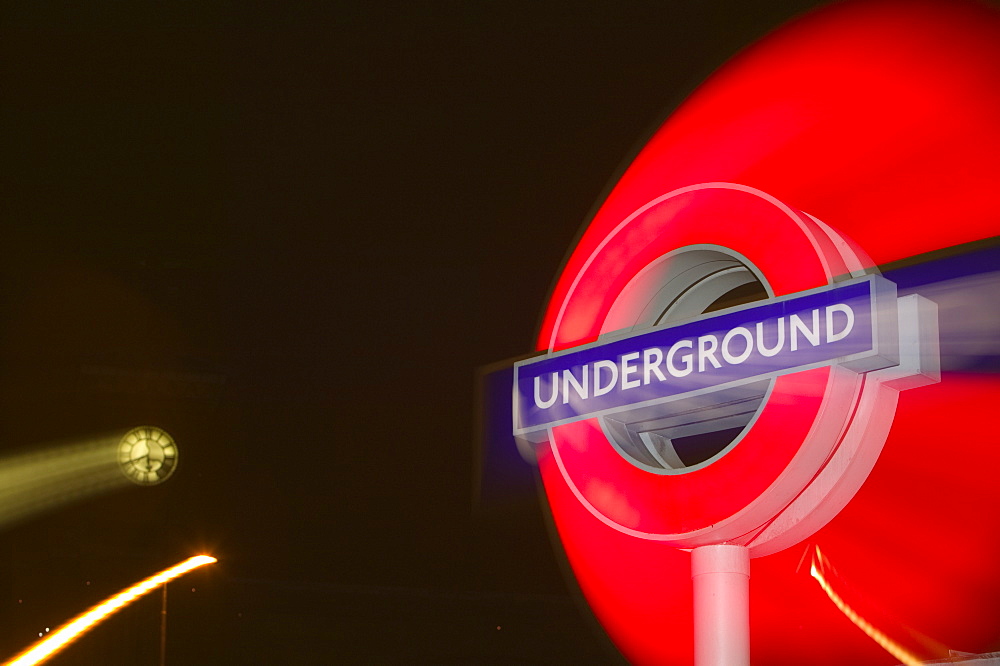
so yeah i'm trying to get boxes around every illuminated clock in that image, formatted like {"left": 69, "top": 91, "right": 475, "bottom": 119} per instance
{"left": 118, "top": 426, "right": 178, "bottom": 486}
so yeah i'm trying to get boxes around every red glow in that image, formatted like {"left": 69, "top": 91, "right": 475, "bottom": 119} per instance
{"left": 542, "top": 376, "right": 1000, "bottom": 664}
{"left": 533, "top": 1, "right": 1000, "bottom": 663}
{"left": 538, "top": 0, "right": 1000, "bottom": 350}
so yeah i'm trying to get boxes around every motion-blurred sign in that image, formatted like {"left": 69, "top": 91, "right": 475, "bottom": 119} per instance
{"left": 504, "top": 183, "right": 941, "bottom": 666}
{"left": 516, "top": 184, "right": 939, "bottom": 551}
{"left": 483, "top": 0, "right": 1000, "bottom": 662}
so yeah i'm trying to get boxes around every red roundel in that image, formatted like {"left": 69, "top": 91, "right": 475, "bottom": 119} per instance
{"left": 532, "top": 1, "right": 1000, "bottom": 664}
{"left": 543, "top": 183, "right": 878, "bottom": 544}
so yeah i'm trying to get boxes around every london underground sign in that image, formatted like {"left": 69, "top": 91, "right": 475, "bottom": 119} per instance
{"left": 525, "top": 184, "right": 939, "bottom": 666}
{"left": 499, "top": 1, "right": 1000, "bottom": 663}
{"left": 517, "top": 275, "right": 894, "bottom": 440}
{"left": 519, "top": 183, "right": 938, "bottom": 555}
{"left": 513, "top": 182, "right": 941, "bottom": 666}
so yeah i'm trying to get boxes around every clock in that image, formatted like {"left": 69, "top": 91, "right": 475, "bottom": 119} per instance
{"left": 118, "top": 426, "right": 178, "bottom": 486}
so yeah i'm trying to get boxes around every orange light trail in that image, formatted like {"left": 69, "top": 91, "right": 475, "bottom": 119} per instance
{"left": 810, "top": 546, "right": 920, "bottom": 666}
{"left": 3, "top": 555, "right": 216, "bottom": 666}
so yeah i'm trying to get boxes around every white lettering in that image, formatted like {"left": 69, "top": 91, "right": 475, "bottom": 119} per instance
{"left": 620, "top": 352, "right": 641, "bottom": 390}
{"left": 534, "top": 373, "right": 558, "bottom": 409}
{"left": 526, "top": 292, "right": 870, "bottom": 424}
{"left": 757, "top": 318, "right": 785, "bottom": 357}
{"left": 721, "top": 326, "right": 754, "bottom": 364}
{"left": 826, "top": 303, "right": 854, "bottom": 342}
{"left": 667, "top": 340, "right": 694, "bottom": 377}
{"left": 698, "top": 335, "right": 722, "bottom": 372}
{"left": 791, "top": 310, "right": 820, "bottom": 351}
{"left": 593, "top": 359, "right": 619, "bottom": 397}
{"left": 643, "top": 347, "right": 667, "bottom": 384}
{"left": 562, "top": 367, "right": 588, "bottom": 403}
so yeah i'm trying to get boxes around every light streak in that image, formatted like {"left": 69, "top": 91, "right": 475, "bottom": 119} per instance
{"left": 0, "top": 426, "right": 177, "bottom": 530}
{"left": 810, "top": 546, "right": 921, "bottom": 666}
{"left": 3, "top": 555, "right": 216, "bottom": 666}
{"left": 0, "top": 436, "right": 128, "bottom": 529}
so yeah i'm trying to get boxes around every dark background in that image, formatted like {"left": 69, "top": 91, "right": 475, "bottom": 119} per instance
{"left": 0, "top": 1, "right": 875, "bottom": 663}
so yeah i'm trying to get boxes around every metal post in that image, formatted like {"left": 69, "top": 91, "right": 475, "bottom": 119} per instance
{"left": 692, "top": 544, "right": 750, "bottom": 666}
{"left": 159, "top": 583, "right": 167, "bottom": 666}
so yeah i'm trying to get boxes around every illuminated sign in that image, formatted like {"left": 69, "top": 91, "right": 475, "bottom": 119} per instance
{"left": 500, "top": 1, "right": 999, "bottom": 663}
{"left": 522, "top": 182, "right": 939, "bottom": 536}
{"left": 516, "top": 181, "right": 940, "bottom": 666}
{"left": 515, "top": 276, "right": 896, "bottom": 439}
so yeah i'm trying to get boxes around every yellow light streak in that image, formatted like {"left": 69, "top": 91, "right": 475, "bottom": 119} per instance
{"left": 0, "top": 436, "right": 129, "bottom": 529}
{"left": 810, "top": 546, "right": 921, "bottom": 666}
{"left": 0, "top": 427, "right": 178, "bottom": 530}
{"left": 4, "top": 555, "right": 216, "bottom": 666}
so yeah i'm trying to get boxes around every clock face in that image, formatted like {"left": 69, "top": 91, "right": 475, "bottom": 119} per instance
{"left": 118, "top": 426, "right": 178, "bottom": 486}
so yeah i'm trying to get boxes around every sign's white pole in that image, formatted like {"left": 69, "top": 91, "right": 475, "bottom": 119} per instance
{"left": 692, "top": 544, "right": 750, "bottom": 666}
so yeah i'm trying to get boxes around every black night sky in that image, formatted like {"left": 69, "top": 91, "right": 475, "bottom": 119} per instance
{"left": 0, "top": 1, "right": 929, "bottom": 663}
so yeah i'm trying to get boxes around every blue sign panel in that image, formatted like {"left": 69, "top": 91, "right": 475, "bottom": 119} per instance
{"left": 514, "top": 276, "right": 899, "bottom": 437}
